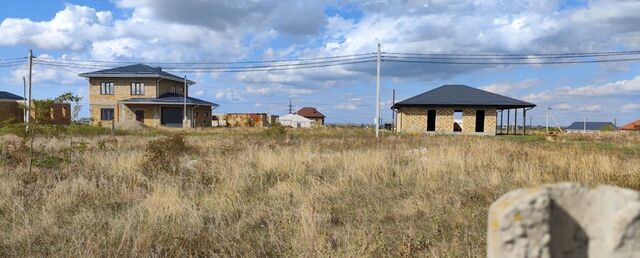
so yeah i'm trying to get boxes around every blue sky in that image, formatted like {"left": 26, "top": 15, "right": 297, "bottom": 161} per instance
{"left": 0, "top": 0, "right": 639, "bottom": 126}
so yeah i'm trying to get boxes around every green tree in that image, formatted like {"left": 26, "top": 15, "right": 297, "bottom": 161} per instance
{"left": 54, "top": 92, "right": 82, "bottom": 122}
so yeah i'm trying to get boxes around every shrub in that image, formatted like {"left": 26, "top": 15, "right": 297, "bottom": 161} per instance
{"left": 142, "top": 134, "right": 191, "bottom": 176}
{"left": 264, "top": 124, "right": 288, "bottom": 137}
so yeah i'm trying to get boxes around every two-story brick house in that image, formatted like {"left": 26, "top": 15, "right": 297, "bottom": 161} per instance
{"left": 80, "top": 64, "right": 218, "bottom": 128}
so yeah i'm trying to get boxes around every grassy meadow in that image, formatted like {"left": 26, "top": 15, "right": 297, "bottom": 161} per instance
{"left": 0, "top": 126, "right": 639, "bottom": 257}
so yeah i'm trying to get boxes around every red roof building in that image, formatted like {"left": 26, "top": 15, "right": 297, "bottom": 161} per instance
{"left": 296, "top": 107, "right": 325, "bottom": 125}
{"left": 621, "top": 120, "right": 640, "bottom": 131}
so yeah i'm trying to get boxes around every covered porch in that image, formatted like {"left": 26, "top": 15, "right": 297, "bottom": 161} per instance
{"left": 119, "top": 93, "right": 217, "bottom": 128}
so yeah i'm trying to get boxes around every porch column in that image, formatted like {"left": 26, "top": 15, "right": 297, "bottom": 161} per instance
{"left": 506, "top": 109, "right": 510, "bottom": 135}
{"left": 513, "top": 108, "right": 518, "bottom": 134}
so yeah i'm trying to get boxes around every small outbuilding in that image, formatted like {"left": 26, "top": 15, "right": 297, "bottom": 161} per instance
{"left": 392, "top": 85, "right": 536, "bottom": 135}
{"left": 565, "top": 122, "right": 616, "bottom": 133}
{"left": 278, "top": 114, "right": 313, "bottom": 128}
{"left": 296, "top": 107, "right": 325, "bottom": 125}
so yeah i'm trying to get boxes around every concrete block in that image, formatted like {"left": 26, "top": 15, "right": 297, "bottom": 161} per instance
{"left": 488, "top": 183, "right": 640, "bottom": 258}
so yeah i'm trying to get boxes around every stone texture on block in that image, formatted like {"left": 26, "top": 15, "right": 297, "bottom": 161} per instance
{"left": 488, "top": 183, "right": 640, "bottom": 258}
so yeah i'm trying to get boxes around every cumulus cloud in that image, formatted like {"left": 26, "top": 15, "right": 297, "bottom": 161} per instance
{"left": 524, "top": 76, "right": 640, "bottom": 102}
{"left": 0, "top": 5, "right": 112, "bottom": 50}
{"left": 622, "top": 103, "right": 640, "bottom": 111}
{"left": 215, "top": 88, "right": 244, "bottom": 102}
{"left": 480, "top": 79, "right": 540, "bottom": 95}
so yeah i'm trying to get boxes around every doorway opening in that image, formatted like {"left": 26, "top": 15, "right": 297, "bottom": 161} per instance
{"left": 135, "top": 110, "right": 144, "bottom": 123}
{"left": 475, "top": 110, "right": 485, "bottom": 132}
{"left": 427, "top": 110, "right": 436, "bottom": 131}
{"left": 453, "top": 110, "right": 463, "bottom": 132}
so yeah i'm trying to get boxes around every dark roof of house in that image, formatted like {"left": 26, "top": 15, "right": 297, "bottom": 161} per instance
{"left": 621, "top": 120, "right": 640, "bottom": 130}
{"left": 566, "top": 122, "right": 616, "bottom": 131}
{"left": 392, "top": 84, "right": 536, "bottom": 109}
{"left": 296, "top": 107, "right": 325, "bottom": 118}
{"left": 79, "top": 64, "right": 195, "bottom": 84}
{"left": 0, "top": 91, "right": 24, "bottom": 100}
{"left": 120, "top": 93, "right": 218, "bottom": 107}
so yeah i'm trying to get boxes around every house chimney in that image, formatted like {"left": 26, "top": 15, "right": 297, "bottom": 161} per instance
{"left": 155, "top": 67, "right": 162, "bottom": 71}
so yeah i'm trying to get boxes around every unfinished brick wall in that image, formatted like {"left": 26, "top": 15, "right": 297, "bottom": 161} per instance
{"left": 396, "top": 107, "right": 425, "bottom": 133}
{"left": 488, "top": 183, "right": 640, "bottom": 258}
{"left": 397, "top": 106, "right": 497, "bottom": 135}
{"left": 0, "top": 101, "right": 23, "bottom": 122}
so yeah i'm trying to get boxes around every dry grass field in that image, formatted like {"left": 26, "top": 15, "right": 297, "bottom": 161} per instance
{"left": 0, "top": 126, "right": 639, "bottom": 257}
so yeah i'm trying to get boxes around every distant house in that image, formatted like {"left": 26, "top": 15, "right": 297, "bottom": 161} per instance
{"left": 0, "top": 91, "right": 25, "bottom": 122}
{"left": 296, "top": 107, "right": 325, "bottom": 125}
{"left": 0, "top": 91, "right": 71, "bottom": 125}
{"left": 620, "top": 120, "right": 640, "bottom": 131}
{"left": 278, "top": 114, "right": 313, "bottom": 128}
{"left": 392, "top": 85, "right": 535, "bottom": 135}
{"left": 565, "top": 122, "right": 616, "bottom": 133}
{"left": 79, "top": 64, "right": 218, "bottom": 128}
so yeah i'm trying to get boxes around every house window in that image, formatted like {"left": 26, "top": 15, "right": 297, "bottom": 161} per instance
{"left": 130, "top": 82, "right": 144, "bottom": 95}
{"left": 194, "top": 112, "right": 198, "bottom": 117}
{"left": 100, "top": 108, "right": 114, "bottom": 121}
{"left": 204, "top": 112, "right": 208, "bottom": 117}
{"left": 100, "top": 82, "right": 114, "bottom": 95}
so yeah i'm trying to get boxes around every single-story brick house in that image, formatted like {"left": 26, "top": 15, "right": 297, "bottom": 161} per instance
{"left": 0, "top": 91, "right": 71, "bottom": 125}
{"left": 296, "top": 107, "right": 325, "bottom": 125}
{"left": 392, "top": 85, "right": 536, "bottom": 135}
{"left": 79, "top": 64, "right": 218, "bottom": 128}
{"left": 565, "top": 121, "right": 616, "bottom": 133}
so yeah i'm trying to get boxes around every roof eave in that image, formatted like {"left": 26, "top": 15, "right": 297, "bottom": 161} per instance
{"left": 78, "top": 73, "right": 196, "bottom": 85}
{"left": 392, "top": 103, "right": 536, "bottom": 109}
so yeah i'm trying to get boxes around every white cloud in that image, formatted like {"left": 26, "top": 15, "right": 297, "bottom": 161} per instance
{"left": 480, "top": 79, "right": 540, "bottom": 94}
{"left": 524, "top": 75, "right": 640, "bottom": 102}
{"left": 622, "top": 103, "right": 640, "bottom": 111}
{"left": 0, "top": 5, "right": 112, "bottom": 50}
{"left": 245, "top": 85, "right": 315, "bottom": 95}
{"left": 215, "top": 88, "right": 244, "bottom": 102}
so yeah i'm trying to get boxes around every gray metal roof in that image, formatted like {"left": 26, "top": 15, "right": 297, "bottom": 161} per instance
{"left": 120, "top": 93, "right": 218, "bottom": 107}
{"left": 0, "top": 91, "right": 24, "bottom": 100}
{"left": 566, "top": 122, "right": 616, "bottom": 131}
{"left": 79, "top": 64, "right": 195, "bottom": 84}
{"left": 392, "top": 84, "right": 536, "bottom": 109}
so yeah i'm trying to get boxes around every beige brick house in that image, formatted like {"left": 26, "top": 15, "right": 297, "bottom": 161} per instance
{"left": 80, "top": 64, "right": 218, "bottom": 128}
{"left": 392, "top": 85, "right": 535, "bottom": 135}
{"left": 0, "top": 91, "right": 71, "bottom": 125}
{"left": 296, "top": 107, "right": 325, "bottom": 126}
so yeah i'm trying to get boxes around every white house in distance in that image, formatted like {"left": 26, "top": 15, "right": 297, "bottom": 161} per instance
{"left": 278, "top": 113, "right": 313, "bottom": 128}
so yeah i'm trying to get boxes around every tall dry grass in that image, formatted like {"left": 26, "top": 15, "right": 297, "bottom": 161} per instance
{"left": 0, "top": 127, "right": 639, "bottom": 257}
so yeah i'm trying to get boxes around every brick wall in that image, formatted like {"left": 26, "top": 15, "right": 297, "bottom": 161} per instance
{"left": 397, "top": 106, "right": 497, "bottom": 135}
{"left": 157, "top": 80, "right": 186, "bottom": 96}
{"left": 0, "top": 101, "right": 23, "bottom": 122}
{"left": 192, "top": 106, "right": 212, "bottom": 127}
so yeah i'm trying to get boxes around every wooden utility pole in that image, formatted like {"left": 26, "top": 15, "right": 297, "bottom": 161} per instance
{"left": 26, "top": 49, "right": 33, "bottom": 132}
{"left": 375, "top": 43, "right": 381, "bottom": 138}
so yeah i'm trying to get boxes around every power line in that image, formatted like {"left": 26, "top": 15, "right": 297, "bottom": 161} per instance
{"left": 381, "top": 52, "right": 640, "bottom": 60}
{"left": 381, "top": 57, "right": 640, "bottom": 65}
{"left": 34, "top": 52, "right": 376, "bottom": 65}
{"left": 34, "top": 59, "right": 375, "bottom": 73}
{"left": 383, "top": 49, "right": 640, "bottom": 57}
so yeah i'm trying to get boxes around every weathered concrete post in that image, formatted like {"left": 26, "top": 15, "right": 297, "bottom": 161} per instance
{"left": 488, "top": 183, "right": 640, "bottom": 258}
